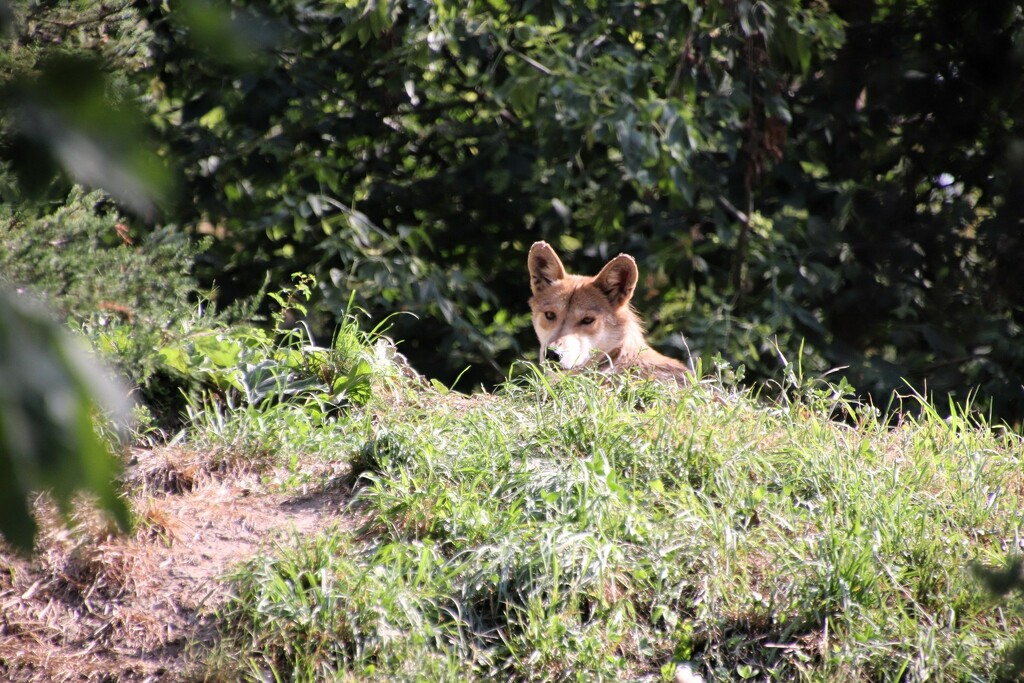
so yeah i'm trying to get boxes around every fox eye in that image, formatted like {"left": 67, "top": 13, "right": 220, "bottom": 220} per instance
{"left": 579, "top": 316, "right": 594, "bottom": 326}
{"left": 544, "top": 311, "right": 556, "bottom": 321}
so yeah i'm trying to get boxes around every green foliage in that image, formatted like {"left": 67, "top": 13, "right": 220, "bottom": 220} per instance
{"left": 0, "top": 186, "right": 208, "bottom": 428}
{"left": 154, "top": 308, "right": 378, "bottom": 411}
{"left": 778, "top": 1, "right": 1024, "bottom": 419}
{"left": 80, "top": 0, "right": 1010, "bottom": 419}
{"left": 0, "top": 1, "right": 170, "bottom": 216}
{"left": 0, "top": 186, "right": 376, "bottom": 427}
{"left": 209, "top": 368, "right": 1024, "bottom": 680}
{"left": 6, "top": 0, "right": 1024, "bottom": 418}
{"left": 131, "top": 0, "right": 846, "bottom": 390}
{"left": 89, "top": 279, "right": 381, "bottom": 436}
{"left": 0, "top": 291, "right": 129, "bottom": 552}
{"left": 0, "top": 187, "right": 198, "bottom": 325}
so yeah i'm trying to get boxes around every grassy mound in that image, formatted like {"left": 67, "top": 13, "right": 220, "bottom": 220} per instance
{"left": 209, "top": 362, "right": 1024, "bottom": 681}
{"left": 3, "top": 286, "right": 1022, "bottom": 682}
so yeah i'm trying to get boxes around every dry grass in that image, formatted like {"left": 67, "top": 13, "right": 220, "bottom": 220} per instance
{"left": 0, "top": 447, "right": 354, "bottom": 683}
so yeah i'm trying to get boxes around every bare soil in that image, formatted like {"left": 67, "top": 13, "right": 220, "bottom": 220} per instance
{"left": 0, "top": 446, "right": 355, "bottom": 682}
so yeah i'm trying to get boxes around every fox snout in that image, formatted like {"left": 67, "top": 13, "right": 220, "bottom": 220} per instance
{"left": 543, "top": 335, "right": 595, "bottom": 371}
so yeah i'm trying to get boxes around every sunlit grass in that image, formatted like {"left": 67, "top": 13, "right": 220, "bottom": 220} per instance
{"left": 198, "top": 359, "right": 1024, "bottom": 681}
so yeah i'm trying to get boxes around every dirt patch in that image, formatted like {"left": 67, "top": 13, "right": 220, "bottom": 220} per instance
{"left": 0, "top": 448, "right": 355, "bottom": 683}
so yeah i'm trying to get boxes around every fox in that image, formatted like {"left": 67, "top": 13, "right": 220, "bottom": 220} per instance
{"left": 528, "top": 241, "right": 690, "bottom": 383}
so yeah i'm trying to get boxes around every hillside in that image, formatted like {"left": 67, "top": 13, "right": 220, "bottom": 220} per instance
{"left": 2, "top": 326, "right": 1023, "bottom": 682}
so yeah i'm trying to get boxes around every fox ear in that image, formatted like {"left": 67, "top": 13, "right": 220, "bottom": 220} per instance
{"left": 594, "top": 254, "right": 638, "bottom": 307}
{"left": 529, "top": 241, "right": 567, "bottom": 294}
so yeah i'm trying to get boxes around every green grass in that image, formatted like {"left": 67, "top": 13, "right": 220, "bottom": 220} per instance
{"left": 198, "top": 355, "right": 1024, "bottom": 682}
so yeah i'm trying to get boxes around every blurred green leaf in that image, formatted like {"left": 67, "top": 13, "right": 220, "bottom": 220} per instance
{"left": 0, "top": 291, "right": 130, "bottom": 552}
{"left": 172, "top": 0, "right": 280, "bottom": 68}
{"left": 3, "top": 54, "right": 172, "bottom": 218}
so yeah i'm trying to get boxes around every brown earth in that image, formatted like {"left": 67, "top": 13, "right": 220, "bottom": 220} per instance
{"left": 0, "top": 446, "right": 355, "bottom": 682}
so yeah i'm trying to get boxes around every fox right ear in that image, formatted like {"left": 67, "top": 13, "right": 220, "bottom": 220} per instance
{"left": 593, "top": 253, "right": 638, "bottom": 307}
{"left": 528, "top": 241, "right": 567, "bottom": 294}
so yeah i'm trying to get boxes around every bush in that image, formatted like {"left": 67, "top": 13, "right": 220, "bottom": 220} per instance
{"left": 0, "top": 187, "right": 208, "bottom": 425}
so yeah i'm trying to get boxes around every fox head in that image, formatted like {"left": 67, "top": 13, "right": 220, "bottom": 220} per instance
{"left": 527, "top": 241, "right": 641, "bottom": 370}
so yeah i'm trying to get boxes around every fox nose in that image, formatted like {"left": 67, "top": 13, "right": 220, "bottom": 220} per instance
{"left": 545, "top": 347, "right": 561, "bottom": 363}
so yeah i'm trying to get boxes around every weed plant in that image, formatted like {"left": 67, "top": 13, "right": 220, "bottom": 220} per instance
{"left": 215, "top": 360, "right": 1024, "bottom": 682}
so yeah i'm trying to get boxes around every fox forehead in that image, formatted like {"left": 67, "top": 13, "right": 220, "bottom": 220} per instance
{"left": 529, "top": 278, "right": 620, "bottom": 314}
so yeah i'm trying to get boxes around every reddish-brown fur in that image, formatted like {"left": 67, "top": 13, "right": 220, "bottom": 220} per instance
{"left": 528, "top": 241, "right": 690, "bottom": 383}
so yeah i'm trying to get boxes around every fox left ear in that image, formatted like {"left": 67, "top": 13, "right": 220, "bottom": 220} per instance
{"left": 528, "top": 241, "right": 567, "bottom": 294}
{"left": 594, "top": 254, "right": 638, "bottom": 307}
